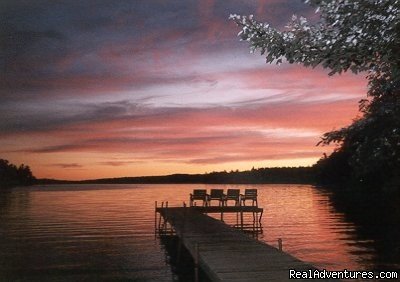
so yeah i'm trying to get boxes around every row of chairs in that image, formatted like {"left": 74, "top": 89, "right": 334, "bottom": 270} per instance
{"left": 190, "top": 189, "right": 258, "bottom": 207}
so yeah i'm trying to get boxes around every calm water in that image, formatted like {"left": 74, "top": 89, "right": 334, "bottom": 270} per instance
{"left": 0, "top": 184, "right": 399, "bottom": 281}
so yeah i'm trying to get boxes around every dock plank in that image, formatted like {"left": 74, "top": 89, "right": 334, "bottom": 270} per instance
{"left": 157, "top": 207, "right": 334, "bottom": 281}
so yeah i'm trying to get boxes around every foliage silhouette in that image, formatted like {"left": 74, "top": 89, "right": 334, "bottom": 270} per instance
{"left": 0, "top": 159, "right": 36, "bottom": 188}
{"left": 231, "top": 0, "right": 400, "bottom": 190}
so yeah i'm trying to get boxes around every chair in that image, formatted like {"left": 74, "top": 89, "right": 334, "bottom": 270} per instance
{"left": 224, "top": 189, "right": 240, "bottom": 206}
{"left": 208, "top": 189, "right": 225, "bottom": 206}
{"left": 190, "top": 189, "right": 208, "bottom": 206}
{"left": 240, "top": 189, "right": 258, "bottom": 206}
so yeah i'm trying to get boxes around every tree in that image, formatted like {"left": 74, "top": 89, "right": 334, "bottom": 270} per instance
{"left": 230, "top": 0, "right": 400, "bottom": 188}
{"left": 0, "top": 159, "right": 36, "bottom": 187}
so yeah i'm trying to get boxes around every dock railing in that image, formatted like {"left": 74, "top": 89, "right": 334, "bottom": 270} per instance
{"left": 155, "top": 201, "right": 263, "bottom": 236}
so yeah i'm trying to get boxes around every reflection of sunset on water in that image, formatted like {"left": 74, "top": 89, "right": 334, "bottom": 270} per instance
{"left": 258, "top": 186, "right": 372, "bottom": 270}
{"left": 19, "top": 184, "right": 376, "bottom": 271}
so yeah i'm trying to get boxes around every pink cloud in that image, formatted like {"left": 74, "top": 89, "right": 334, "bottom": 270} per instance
{"left": 2, "top": 0, "right": 368, "bottom": 179}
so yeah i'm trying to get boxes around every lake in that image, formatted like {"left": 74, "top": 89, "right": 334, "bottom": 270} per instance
{"left": 0, "top": 184, "right": 399, "bottom": 281}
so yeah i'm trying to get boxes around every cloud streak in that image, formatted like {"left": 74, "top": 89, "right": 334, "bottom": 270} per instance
{"left": 50, "top": 163, "right": 84, "bottom": 169}
{"left": 1, "top": 0, "right": 368, "bottom": 179}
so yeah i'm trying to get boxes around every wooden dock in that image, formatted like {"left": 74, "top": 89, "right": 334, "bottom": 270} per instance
{"left": 156, "top": 206, "right": 330, "bottom": 281}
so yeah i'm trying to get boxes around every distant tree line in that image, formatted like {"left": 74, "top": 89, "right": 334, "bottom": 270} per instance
{"left": 0, "top": 159, "right": 36, "bottom": 188}
{"left": 32, "top": 160, "right": 399, "bottom": 190}
{"left": 39, "top": 166, "right": 316, "bottom": 185}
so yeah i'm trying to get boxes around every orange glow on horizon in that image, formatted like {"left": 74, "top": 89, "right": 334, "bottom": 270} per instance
{"left": 1, "top": 1, "right": 368, "bottom": 181}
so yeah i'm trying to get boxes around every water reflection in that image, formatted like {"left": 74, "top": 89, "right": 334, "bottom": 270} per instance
{"left": 254, "top": 185, "right": 371, "bottom": 270}
{"left": 0, "top": 184, "right": 398, "bottom": 281}
{"left": 0, "top": 185, "right": 174, "bottom": 281}
{"left": 327, "top": 188, "right": 400, "bottom": 270}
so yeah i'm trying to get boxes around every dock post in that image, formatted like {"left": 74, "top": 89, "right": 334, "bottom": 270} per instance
{"left": 194, "top": 243, "right": 199, "bottom": 282}
{"left": 158, "top": 201, "right": 164, "bottom": 231}
{"left": 278, "top": 238, "right": 282, "bottom": 251}
{"left": 157, "top": 202, "right": 164, "bottom": 232}
{"left": 154, "top": 201, "right": 157, "bottom": 237}
{"left": 177, "top": 242, "right": 182, "bottom": 264}
{"left": 165, "top": 201, "right": 171, "bottom": 234}
{"left": 240, "top": 208, "right": 244, "bottom": 230}
{"left": 177, "top": 202, "right": 187, "bottom": 264}
{"left": 236, "top": 211, "right": 239, "bottom": 227}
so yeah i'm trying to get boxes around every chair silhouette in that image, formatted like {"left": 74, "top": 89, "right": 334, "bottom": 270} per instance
{"left": 190, "top": 189, "right": 208, "bottom": 206}
{"left": 240, "top": 189, "right": 258, "bottom": 206}
{"left": 208, "top": 189, "right": 225, "bottom": 206}
{"left": 224, "top": 189, "right": 240, "bottom": 206}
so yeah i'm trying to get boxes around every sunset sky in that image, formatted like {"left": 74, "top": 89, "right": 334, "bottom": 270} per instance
{"left": 1, "top": 0, "right": 367, "bottom": 180}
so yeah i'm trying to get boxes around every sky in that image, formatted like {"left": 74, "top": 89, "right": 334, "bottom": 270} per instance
{"left": 0, "top": 0, "right": 367, "bottom": 180}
